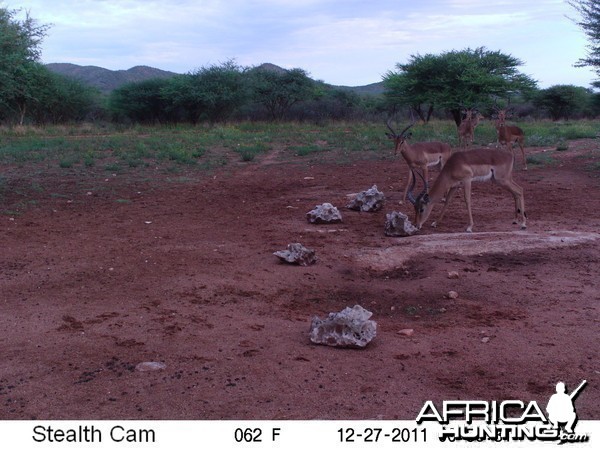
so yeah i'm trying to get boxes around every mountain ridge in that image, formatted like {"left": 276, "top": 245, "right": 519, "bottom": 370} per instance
{"left": 45, "top": 62, "right": 384, "bottom": 96}
{"left": 46, "top": 63, "right": 179, "bottom": 93}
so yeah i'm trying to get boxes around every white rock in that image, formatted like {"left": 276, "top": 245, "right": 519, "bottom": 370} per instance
{"left": 135, "top": 361, "right": 167, "bottom": 372}
{"left": 309, "top": 305, "right": 377, "bottom": 348}
{"left": 346, "top": 185, "right": 385, "bottom": 212}
{"left": 273, "top": 243, "right": 317, "bottom": 266}
{"left": 306, "top": 203, "right": 342, "bottom": 224}
{"left": 384, "top": 211, "right": 418, "bottom": 237}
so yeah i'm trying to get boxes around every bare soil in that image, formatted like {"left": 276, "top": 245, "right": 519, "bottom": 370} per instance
{"left": 1, "top": 141, "right": 599, "bottom": 420}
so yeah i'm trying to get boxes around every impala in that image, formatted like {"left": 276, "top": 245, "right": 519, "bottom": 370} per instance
{"left": 408, "top": 148, "right": 526, "bottom": 233}
{"left": 457, "top": 108, "right": 483, "bottom": 149}
{"left": 495, "top": 108, "right": 527, "bottom": 170}
{"left": 386, "top": 119, "right": 452, "bottom": 202}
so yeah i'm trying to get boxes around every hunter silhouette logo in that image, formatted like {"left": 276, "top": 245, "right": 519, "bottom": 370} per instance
{"left": 546, "top": 380, "right": 586, "bottom": 434}
{"left": 416, "top": 379, "right": 590, "bottom": 443}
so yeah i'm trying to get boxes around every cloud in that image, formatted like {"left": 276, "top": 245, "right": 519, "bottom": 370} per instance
{"left": 5, "top": 0, "right": 596, "bottom": 87}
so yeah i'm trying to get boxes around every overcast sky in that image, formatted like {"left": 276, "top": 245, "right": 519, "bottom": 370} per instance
{"left": 4, "top": 0, "right": 597, "bottom": 88}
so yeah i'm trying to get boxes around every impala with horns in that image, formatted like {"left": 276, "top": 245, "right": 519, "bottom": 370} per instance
{"left": 494, "top": 108, "right": 527, "bottom": 170}
{"left": 385, "top": 119, "right": 452, "bottom": 202}
{"left": 457, "top": 108, "right": 483, "bottom": 149}
{"left": 408, "top": 148, "right": 526, "bottom": 233}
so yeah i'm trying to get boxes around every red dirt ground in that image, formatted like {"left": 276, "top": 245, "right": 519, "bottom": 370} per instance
{"left": 1, "top": 140, "right": 599, "bottom": 420}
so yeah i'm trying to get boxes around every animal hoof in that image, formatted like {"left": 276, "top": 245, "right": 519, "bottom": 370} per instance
{"left": 431, "top": 221, "right": 438, "bottom": 228}
{"left": 520, "top": 224, "right": 527, "bottom": 230}
{"left": 466, "top": 227, "right": 473, "bottom": 233}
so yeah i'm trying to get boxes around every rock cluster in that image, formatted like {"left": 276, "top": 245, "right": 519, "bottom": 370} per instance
{"left": 346, "top": 185, "right": 385, "bottom": 212}
{"left": 384, "top": 211, "right": 418, "bottom": 237}
{"left": 306, "top": 203, "right": 342, "bottom": 224}
{"left": 309, "top": 305, "right": 377, "bottom": 348}
{"left": 273, "top": 243, "right": 317, "bottom": 266}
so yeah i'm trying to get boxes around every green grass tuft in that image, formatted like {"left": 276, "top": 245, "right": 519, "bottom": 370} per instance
{"left": 234, "top": 142, "right": 270, "bottom": 161}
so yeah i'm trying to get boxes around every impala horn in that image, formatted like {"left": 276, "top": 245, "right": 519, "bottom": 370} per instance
{"left": 386, "top": 118, "right": 415, "bottom": 138}
{"left": 406, "top": 168, "right": 429, "bottom": 206}
{"left": 406, "top": 169, "right": 418, "bottom": 205}
{"left": 415, "top": 168, "right": 429, "bottom": 198}
{"left": 385, "top": 118, "right": 397, "bottom": 137}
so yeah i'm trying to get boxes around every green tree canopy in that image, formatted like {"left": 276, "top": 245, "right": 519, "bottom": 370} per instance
{"left": 533, "top": 84, "right": 593, "bottom": 120}
{"left": 248, "top": 67, "right": 317, "bottom": 120}
{"left": 0, "top": 7, "right": 50, "bottom": 123}
{"left": 1, "top": 7, "right": 97, "bottom": 124}
{"left": 110, "top": 78, "right": 174, "bottom": 123}
{"left": 569, "top": 0, "right": 600, "bottom": 86}
{"left": 161, "top": 60, "right": 247, "bottom": 123}
{"left": 383, "top": 47, "right": 537, "bottom": 125}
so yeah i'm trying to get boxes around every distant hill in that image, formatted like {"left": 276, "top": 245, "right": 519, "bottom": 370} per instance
{"left": 45, "top": 63, "right": 179, "bottom": 93}
{"left": 252, "top": 63, "right": 288, "bottom": 75}
{"left": 333, "top": 82, "right": 385, "bottom": 96}
{"left": 251, "top": 63, "right": 385, "bottom": 96}
{"left": 45, "top": 62, "right": 384, "bottom": 96}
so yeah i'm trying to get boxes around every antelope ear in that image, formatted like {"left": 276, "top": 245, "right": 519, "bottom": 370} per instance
{"left": 385, "top": 132, "right": 394, "bottom": 139}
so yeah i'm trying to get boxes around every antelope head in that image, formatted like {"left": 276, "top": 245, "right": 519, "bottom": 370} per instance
{"left": 492, "top": 104, "right": 514, "bottom": 122}
{"left": 385, "top": 119, "right": 415, "bottom": 155}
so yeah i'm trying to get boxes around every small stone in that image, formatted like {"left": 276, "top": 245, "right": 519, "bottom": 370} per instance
{"left": 135, "top": 361, "right": 167, "bottom": 372}
{"left": 397, "top": 328, "right": 414, "bottom": 336}
{"left": 309, "top": 305, "right": 377, "bottom": 348}
{"left": 273, "top": 243, "right": 317, "bottom": 266}
{"left": 447, "top": 271, "right": 460, "bottom": 279}
{"left": 346, "top": 185, "right": 385, "bottom": 212}
{"left": 481, "top": 337, "right": 490, "bottom": 343}
{"left": 384, "top": 211, "right": 418, "bottom": 237}
{"left": 446, "top": 290, "right": 459, "bottom": 299}
{"left": 306, "top": 203, "right": 342, "bottom": 224}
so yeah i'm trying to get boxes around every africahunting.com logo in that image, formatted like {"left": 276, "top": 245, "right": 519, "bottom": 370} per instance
{"left": 416, "top": 380, "right": 590, "bottom": 444}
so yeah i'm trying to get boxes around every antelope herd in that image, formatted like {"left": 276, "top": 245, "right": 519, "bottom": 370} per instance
{"left": 387, "top": 108, "right": 528, "bottom": 233}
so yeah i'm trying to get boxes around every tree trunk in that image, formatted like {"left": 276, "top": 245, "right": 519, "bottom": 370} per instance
{"left": 426, "top": 104, "right": 434, "bottom": 123}
{"left": 412, "top": 105, "right": 426, "bottom": 122}
{"left": 18, "top": 103, "right": 26, "bottom": 126}
{"left": 450, "top": 108, "right": 462, "bottom": 127}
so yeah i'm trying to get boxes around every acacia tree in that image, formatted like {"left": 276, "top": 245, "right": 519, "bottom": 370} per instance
{"left": 533, "top": 85, "right": 592, "bottom": 120}
{"left": 568, "top": 0, "right": 600, "bottom": 86}
{"left": 0, "top": 7, "right": 50, "bottom": 123}
{"left": 383, "top": 53, "right": 438, "bottom": 122}
{"left": 162, "top": 60, "right": 248, "bottom": 123}
{"left": 110, "top": 78, "right": 174, "bottom": 123}
{"left": 248, "top": 67, "right": 317, "bottom": 121}
{"left": 383, "top": 47, "right": 537, "bottom": 125}
{"left": 43, "top": 74, "right": 101, "bottom": 123}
